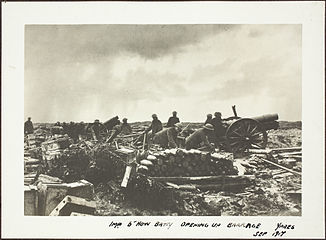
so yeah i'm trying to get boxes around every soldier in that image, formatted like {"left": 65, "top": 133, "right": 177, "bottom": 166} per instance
{"left": 24, "top": 117, "right": 34, "bottom": 135}
{"left": 211, "top": 112, "right": 226, "bottom": 145}
{"left": 121, "top": 118, "right": 132, "bottom": 135}
{"left": 68, "top": 121, "right": 79, "bottom": 142}
{"left": 204, "top": 114, "right": 213, "bottom": 125}
{"left": 146, "top": 114, "right": 163, "bottom": 135}
{"left": 167, "top": 111, "right": 180, "bottom": 127}
{"left": 153, "top": 123, "right": 183, "bottom": 148}
{"left": 106, "top": 118, "right": 132, "bottom": 143}
{"left": 185, "top": 123, "right": 215, "bottom": 151}
{"left": 90, "top": 119, "right": 102, "bottom": 141}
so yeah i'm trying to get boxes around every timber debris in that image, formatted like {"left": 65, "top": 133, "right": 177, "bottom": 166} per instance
{"left": 24, "top": 119, "right": 302, "bottom": 216}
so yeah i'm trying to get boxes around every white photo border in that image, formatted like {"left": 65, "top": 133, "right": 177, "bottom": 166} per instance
{"left": 1, "top": 1, "right": 325, "bottom": 238}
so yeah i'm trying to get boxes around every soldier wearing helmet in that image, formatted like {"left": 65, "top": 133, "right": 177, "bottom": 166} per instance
{"left": 205, "top": 113, "right": 213, "bottom": 125}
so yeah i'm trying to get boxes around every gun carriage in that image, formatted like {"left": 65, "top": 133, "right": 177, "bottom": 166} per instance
{"left": 222, "top": 113, "right": 279, "bottom": 153}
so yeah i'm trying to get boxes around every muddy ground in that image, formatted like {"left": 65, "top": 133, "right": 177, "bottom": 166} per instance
{"left": 94, "top": 122, "right": 302, "bottom": 216}
{"left": 27, "top": 121, "right": 301, "bottom": 216}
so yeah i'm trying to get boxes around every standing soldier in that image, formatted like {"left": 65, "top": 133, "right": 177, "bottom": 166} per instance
{"left": 167, "top": 111, "right": 180, "bottom": 127}
{"left": 121, "top": 118, "right": 133, "bottom": 135}
{"left": 211, "top": 112, "right": 226, "bottom": 145}
{"left": 146, "top": 114, "right": 163, "bottom": 135}
{"left": 24, "top": 117, "right": 34, "bottom": 135}
{"left": 205, "top": 114, "right": 213, "bottom": 125}
{"left": 90, "top": 119, "right": 102, "bottom": 141}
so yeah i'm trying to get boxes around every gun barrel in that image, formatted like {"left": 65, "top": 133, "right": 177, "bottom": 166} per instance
{"left": 252, "top": 114, "right": 279, "bottom": 123}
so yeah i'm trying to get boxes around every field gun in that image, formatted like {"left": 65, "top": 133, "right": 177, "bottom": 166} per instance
{"left": 85, "top": 116, "right": 121, "bottom": 141}
{"left": 222, "top": 107, "right": 279, "bottom": 153}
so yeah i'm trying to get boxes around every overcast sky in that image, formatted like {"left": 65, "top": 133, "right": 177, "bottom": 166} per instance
{"left": 25, "top": 24, "right": 301, "bottom": 123}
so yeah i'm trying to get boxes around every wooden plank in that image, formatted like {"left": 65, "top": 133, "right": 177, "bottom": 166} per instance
{"left": 70, "top": 212, "right": 94, "bottom": 216}
{"left": 49, "top": 195, "right": 96, "bottom": 216}
{"left": 149, "top": 175, "right": 255, "bottom": 184}
{"left": 288, "top": 156, "right": 302, "bottom": 160}
{"left": 247, "top": 149, "right": 271, "bottom": 154}
{"left": 270, "top": 147, "right": 302, "bottom": 152}
{"left": 278, "top": 152, "right": 302, "bottom": 157}
{"left": 248, "top": 147, "right": 302, "bottom": 154}
{"left": 115, "top": 133, "right": 142, "bottom": 139}
{"left": 260, "top": 158, "right": 301, "bottom": 176}
{"left": 121, "top": 166, "right": 132, "bottom": 188}
{"left": 165, "top": 182, "right": 180, "bottom": 189}
{"left": 114, "top": 141, "right": 119, "bottom": 150}
{"left": 165, "top": 182, "right": 251, "bottom": 191}
{"left": 150, "top": 175, "right": 254, "bottom": 181}
{"left": 142, "top": 133, "right": 147, "bottom": 151}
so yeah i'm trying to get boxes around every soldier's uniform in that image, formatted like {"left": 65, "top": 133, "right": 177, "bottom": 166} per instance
{"left": 185, "top": 124, "right": 215, "bottom": 151}
{"left": 153, "top": 127, "right": 179, "bottom": 148}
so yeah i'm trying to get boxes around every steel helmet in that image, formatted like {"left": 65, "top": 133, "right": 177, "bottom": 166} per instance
{"left": 203, "top": 123, "right": 214, "bottom": 131}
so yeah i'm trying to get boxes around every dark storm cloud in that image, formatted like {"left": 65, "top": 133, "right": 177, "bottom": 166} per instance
{"left": 116, "top": 69, "right": 189, "bottom": 101}
{"left": 25, "top": 24, "right": 238, "bottom": 67}
{"left": 25, "top": 24, "right": 301, "bottom": 122}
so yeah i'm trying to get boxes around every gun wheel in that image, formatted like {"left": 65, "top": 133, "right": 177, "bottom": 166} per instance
{"left": 226, "top": 118, "right": 267, "bottom": 153}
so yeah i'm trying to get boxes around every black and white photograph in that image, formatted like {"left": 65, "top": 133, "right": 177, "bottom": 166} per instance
{"left": 2, "top": 1, "right": 325, "bottom": 239}
{"left": 24, "top": 24, "right": 302, "bottom": 217}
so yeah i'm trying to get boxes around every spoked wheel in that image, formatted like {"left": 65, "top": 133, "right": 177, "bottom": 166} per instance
{"left": 226, "top": 118, "right": 267, "bottom": 153}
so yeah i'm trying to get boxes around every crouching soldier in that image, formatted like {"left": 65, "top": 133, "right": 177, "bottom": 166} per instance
{"left": 185, "top": 123, "right": 215, "bottom": 151}
{"left": 153, "top": 123, "right": 183, "bottom": 148}
{"left": 106, "top": 117, "right": 133, "bottom": 143}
